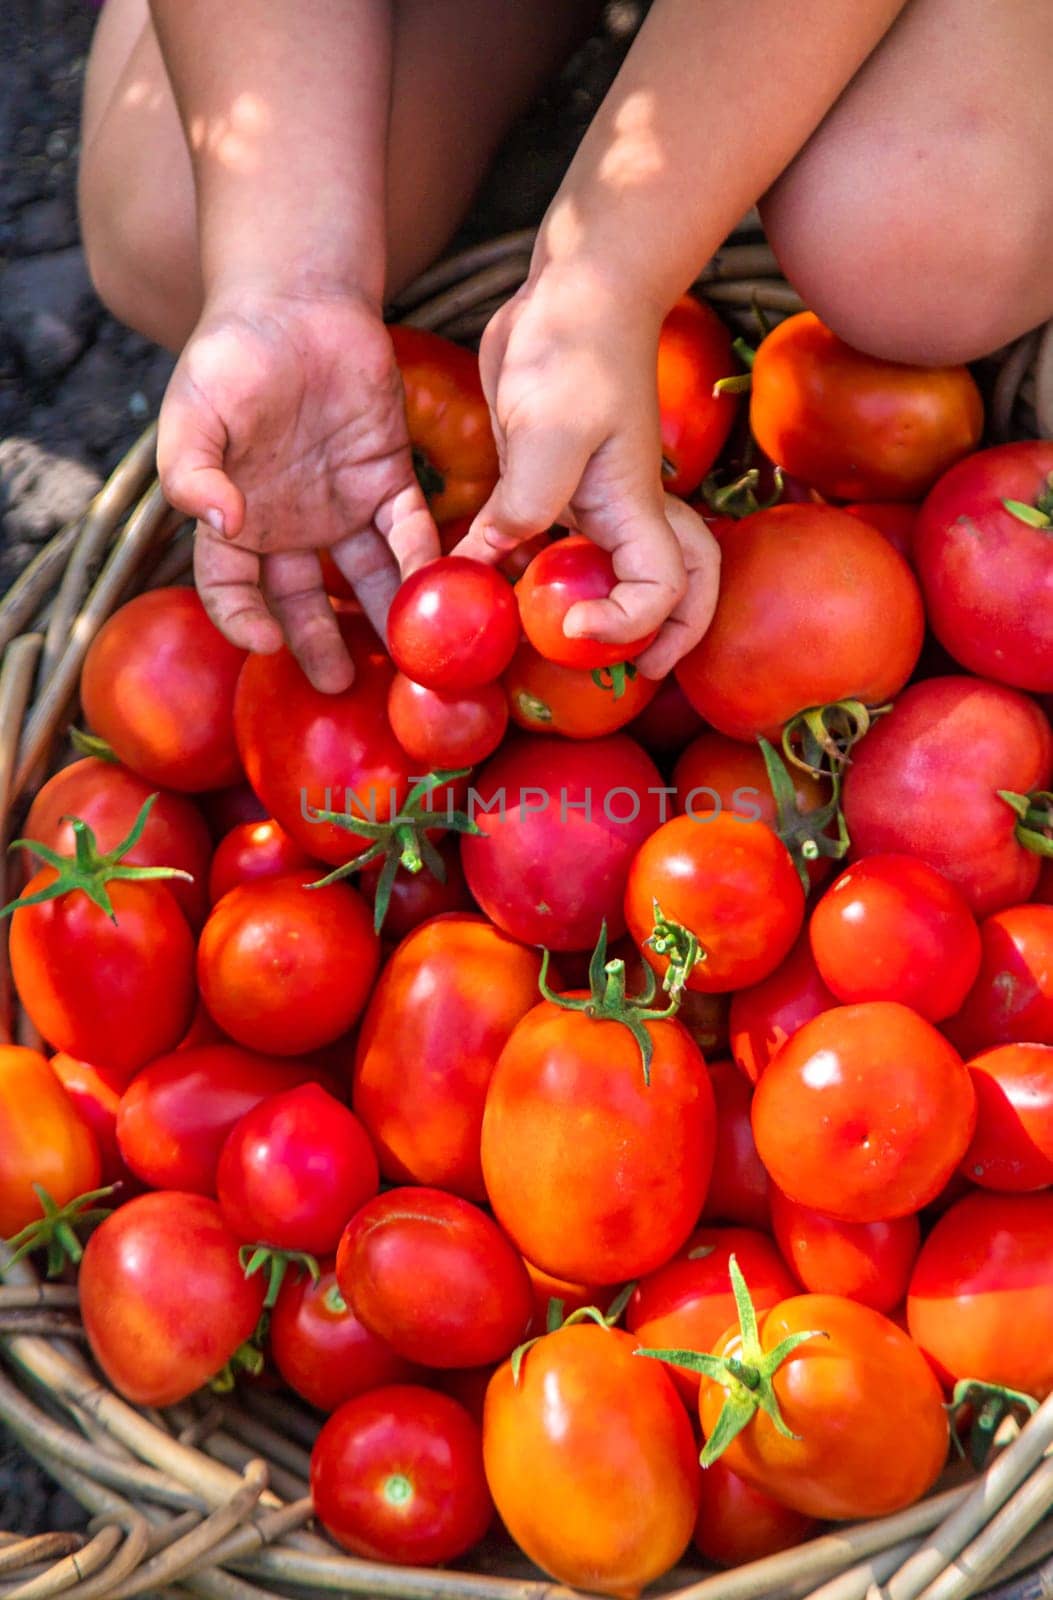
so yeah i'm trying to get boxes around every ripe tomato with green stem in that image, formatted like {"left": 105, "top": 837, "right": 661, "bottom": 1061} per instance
{"left": 502, "top": 637, "right": 658, "bottom": 739}
{"left": 270, "top": 1262, "right": 419, "bottom": 1413}
{"left": 516, "top": 535, "right": 657, "bottom": 696}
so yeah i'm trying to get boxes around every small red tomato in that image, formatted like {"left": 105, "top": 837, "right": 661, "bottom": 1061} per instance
{"left": 701, "top": 1062, "right": 772, "bottom": 1231}
{"left": 270, "top": 1263, "right": 417, "bottom": 1412}
{"left": 752, "top": 1002, "right": 976, "bottom": 1222}
{"left": 387, "top": 557, "right": 519, "bottom": 691}
{"left": 0, "top": 1047, "right": 101, "bottom": 1235}
{"left": 729, "top": 934, "right": 839, "bottom": 1085}
{"left": 944, "top": 904, "right": 1053, "bottom": 1055}
{"left": 311, "top": 1385, "right": 492, "bottom": 1564}
{"left": 693, "top": 1460, "right": 817, "bottom": 1568}
{"left": 958, "top": 1043, "right": 1053, "bottom": 1191}
{"left": 387, "top": 672, "right": 508, "bottom": 768}
{"left": 208, "top": 819, "right": 318, "bottom": 904}
{"left": 217, "top": 1084, "right": 379, "bottom": 1254}
{"left": 502, "top": 637, "right": 659, "bottom": 740}
{"left": 517, "top": 535, "right": 657, "bottom": 672}
{"left": 658, "top": 295, "right": 738, "bottom": 496}
{"left": 336, "top": 1188, "right": 533, "bottom": 1369}
{"left": 809, "top": 855, "right": 981, "bottom": 1022}
{"left": 769, "top": 1187, "right": 920, "bottom": 1312}
{"left": 49, "top": 1053, "right": 135, "bottom": 1192}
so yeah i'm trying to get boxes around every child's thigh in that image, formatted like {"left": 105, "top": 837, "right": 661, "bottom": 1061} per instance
{"left": 760, "top": 0, "right": 1053, "bottom": 364}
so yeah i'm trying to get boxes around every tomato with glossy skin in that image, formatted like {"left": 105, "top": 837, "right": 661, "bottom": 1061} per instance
{"left": 503, "top": 638, "right": 658, "bottom": 740}
{"left": 0, "top": 1047, "right": 100, "bottom": 1236}
{"left": 198, "top": 874, "right": 379, "bottom": 1055}
{"left": 484, "top": 1324, "right": 699, "bottom": 1598}
{"left": 117, "top": 1044, "right": 326, "bottom": 1194}
{"left": 481, "top": 999, "right": 716, "bottom": 1283}
{"left": 516, "top": 536, "right": 658, "bottom": 671}
{"left": 676, "top": 504, "right": 924, "bottom": 742}
{"left": 208, "top": 819, "right": 318, "bottom": 904}
{"left": 842, "top": 502, "right": 918, "bottom": 562}
{"left": 944, "top": 904, "right": 1053, "bottom": 1055}
{"left": 627, "top": 1227, "right": 797, "bottom": 1405}
{"left": 696, "top": 1293, "right": 949, "bottom": 1519}
{"left": 9, "top": 873, "right": 196, "bottom": 1083}
{"left": 752, "top": 1002, "right": 975, "bottom": 1222}
{"left": 270, "top": 1262, "right": 418, "bottom": 1412}
{"left": 842, "top": 678, "right": 1053, "bottom": 918}
{"left": 235, "top": 612, "right": 413, "bottom": 866}
{"left": 387, "top": 557, "right": 519, "bottom": 691}
{"left": 907, "top": 1190, "right": 1053, "bottom": 1397}
{"left": 700, "top": 1063, "right": 772, "bottom": 1231}
{"left": 625, "top": 813, "right": 806, "bottom": 994}
{"left": 626, "top": 674, "right": 706, "bottom": 763}
{"left": 693, "top": 1461, "right": 817, "bottom": 1568}
{"left": 389, "top": 325, "right": 498, "bottom": 523}
{"left": 809, "top": 855, "right": 981, "bottom": 1022}
{"left": 79, "top": 1192, "right": 265, "bottom": 1406}
{"left": 657, "top": 295, "right": 738, "bottom": 496}
{"left": 358, "top": 835, "right": 473, "bottom": 939}
{"left": 352, "top": 915, "right": 547, "bottom": 1201}
{"left": 461, "top": 735, "right": 665, "bottom": 950}
{"left": 387, "top": 672, "right": 507, "bottom": 768}
{"left": 729, "top": 934, "right": 839, "bottom": 1084}
{"left": 25, "top": 758, "right": 212, "bottom": 929}
{"left": 769, "top": 1187, "right": 920, "bottom": 1312}
{"left": 81, "top": 588, "right": 245, "bottom": 791}
{"left": 914, "top": 443, "right": 1053, "bottom": 692}
{"left": 749, "top": 312, "right": 983, "bottom": 500}
{"left": 49, "top": 1053, "right": 135, "bottom": 1193}
{"left": 958, "top": 1044, "right": 1053, "bottom": 1191}
{"left": 336, "top": 1187, "right": 533, "bottom": 1369}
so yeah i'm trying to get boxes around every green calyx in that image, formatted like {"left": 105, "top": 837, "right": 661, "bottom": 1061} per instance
{"left": 782, "top": 699, "right": 888, "bottom": 782}
{"left": 68, "top": 728, "right": 119, "bottom": 764}
{"left": 1003, "top": 474, "right": 1053, "bottom": 530}
{"left": 999, "top": 789, "right": 1053, "bottom": 858}
{"left": 701, "top": 465, "right": 784, "bottom": 521}
{"left": 712, "top": 337, "right": 758, "bottom": 397}
{"left": 411, "top": 446, "right": 445, "bottom": 506}
{"left": 1, "top": 795, "right": 193, "bottom": 923}
{"left": 634, "top": 1255, "right": 827, "bottom": 1468}
{"left": 591, "top": 661, "right": 638, "bottom": 700}
{"left": 949, "top": 1379, "right": 1040, "bottom": 1470}
{"left": 758, "top": 737, "right": 850, "bottom": 893}
{"left": 511, "top": 1281, "right": 636, "bottom": 1386}
{"left": 239, "top": 1245, "right": 320, "bottom": 1311}
{"left": 514, "top": 691, "right": 553, "bottom": 725}
{"left": 538, "top": 917, "right": 700, "bottom": 1086}
{"left": 307, "top": 768, "right": 483, "bottom": 934}
{"left": 3, "top": 1184, "right": 117, "bottom": 1277}
{"left": 210, "top": 1337, "right": 266, "bottom": 1394}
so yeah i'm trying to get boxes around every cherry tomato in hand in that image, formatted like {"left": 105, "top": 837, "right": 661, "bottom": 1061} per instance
{"left": 387, "top": 557, "right": 519, "bottom": 691}
{"left": 516, "top": 535, "right": 657, "bottom": 673}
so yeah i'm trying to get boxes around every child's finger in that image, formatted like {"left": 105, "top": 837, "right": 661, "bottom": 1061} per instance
{"left": 262, "top": 549, "right": 354, "bottom": 694}
{"left": 193, "top": 525, "right": 284, "bottom": 657}
{"left": 633, "top": 497, "right": 723, "bottom": 677}
{"left": 458, "top": 422, "right": 589, "bottom": 563}
{"left": 562, "top": 501, "right": 688, "bottom": 646}
{"left": 157, "top": 389, "right": 246, "bottom": 541}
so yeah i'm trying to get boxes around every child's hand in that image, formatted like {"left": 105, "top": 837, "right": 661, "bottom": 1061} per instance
{"left": 157, "top": 289, "right": 441, "bottom": 693}
{"left": 453, "top": 267, "right": 721, "bottom": 677}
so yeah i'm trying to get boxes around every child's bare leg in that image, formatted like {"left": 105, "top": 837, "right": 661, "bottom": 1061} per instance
{"left": 79, "top": 0, "right": 599, "bottom": 351}
{"left": 760, "top": 0, "right": 1053, "bottom": 364}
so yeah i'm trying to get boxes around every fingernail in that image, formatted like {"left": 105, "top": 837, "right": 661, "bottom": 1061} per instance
{"left": 204, "top": 507, "right": 226, "bottom": 537}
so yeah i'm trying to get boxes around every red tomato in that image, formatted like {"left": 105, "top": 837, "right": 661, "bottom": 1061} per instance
{"left": 958, "top": 1044, "right": 1053, "bottom": 1191}
{"left": 0, "top": 1047, "right": 100, "bottom": 1236}
{"left": 693, "top": 1461, "right": 816, "bottom": 1568}
{"left": 907, "top": 1190, "right": 1053, "bottom": 1397}
{"left": 80, "top": 588, "right": 245, "bottom": 791}
{"left": 503, "top": 638, "right": 659, "bottom": 740}
{"left": 79, "top": 1191, "right": 265, "bottom": 1405}
{"left": 217, "top": 1084, "right": 379, "bottom": 1254}
{"left": 311, "top": 1384, "right": 492, "bottom": 1564}
{"left": 484, "top": 1324, "right": 699, "bottom": 1597}
{"left": 729, "top": 934, "right": 839, "bottom": 1084}
{"left": 461, "top": 735, "right": 665, "bottom": 950}
{"left": 842, "top": 502, "right": 918, "bottom": 562}
{"left": 336, "top": 1187, "right": 533, "bottom": 1368}
{"left": 387, "top": 557, "right": 519, "bottom": 691}
{"left": 481, "top": 990, "right": 716, "bottom": 1283}
{"left": 675, "top": 504, "right": 924, "bottom": 742}
{"left": 389, "top": 324, "right": 498, "bottom": 524}
{"left": 944, "top": 904, "right": 1053, "bottom": 1055}
{"left": 198, "top": 875, "right": 379, "bottom": 1055}
{"left": 626, "top": 674, "right": 706, "bottom": 763}
{"left": 769, "top": 1187, "right": 920, "bottom": 1312}
{"left": 270, "top": 1262, "right": 417, "bottom": 1412}
{"left": 234, "top": 612, "right": 413, "bottom": 866}
{"left": 627, "top": 1227, "right": 797, "bottom": 1405}
{"left": 49, "top": 1053, "right": 134, "bottom": 1192}
{"left": 117, "top": 1044, "right": 325, "bottom": 1194}
{"left": 846, "top": 679, "right": 1053, "bottom": 917}
{"left": 914, "top": 443, "right": 1053, "bottom": 692}
{"left": 353, "top": 915, "right": 546, "bottom": 1201}
{"left": 25, "top": 758, "right": 211, "bottom": 929}
{"left": 387, "top": 672, "right": 507, "bottom": 768}
{"left": 752, "top": 1002, "right": 976, "bottom": 1222}
{"left": 658, "top": 295, "right": 738, "bottom": 496}
{"left": 625, "top": 813, "right": 806, "bottom": 994}
{"left": 809, "top": 855, "right": 981, "bottom": 1022}
{"left": 207, "top": 819, "right": 317, "bottom": 904}
{"left": 357, "top": 835, "right": 473, "bottom": 939}
{"left": 700, "top": 1063, "right": 772, "bottom": 1231}
{"left": 749, "top": 311, "right": 983, "bottom": 500}
{"left": 516, "top": 536, "right": 658, "bottom": 672}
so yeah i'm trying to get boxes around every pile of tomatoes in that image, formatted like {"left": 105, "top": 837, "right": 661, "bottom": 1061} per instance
{"left": 1, "top": 298, "right": 1051, "bottom": 1600}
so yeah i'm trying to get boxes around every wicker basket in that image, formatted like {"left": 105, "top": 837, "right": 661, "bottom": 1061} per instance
{"left": 0, "top": 228, "right": 1051, "bottom": 1600}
